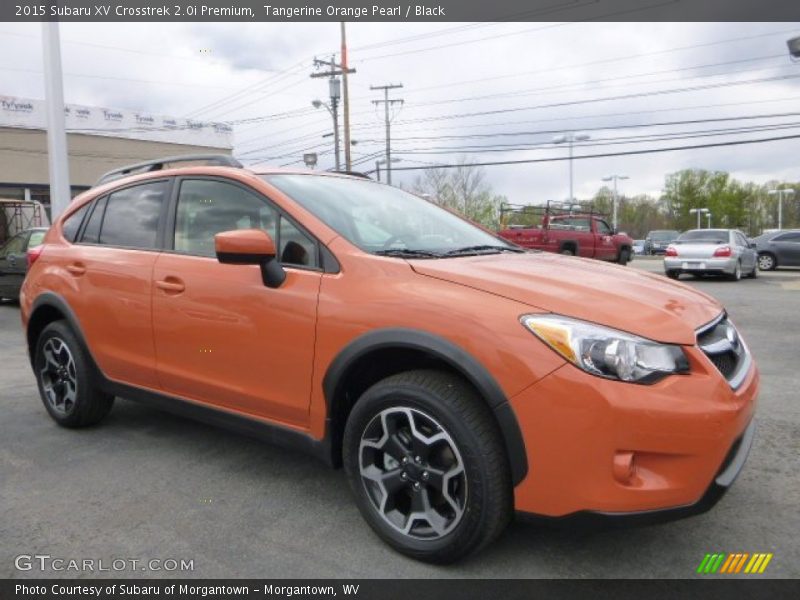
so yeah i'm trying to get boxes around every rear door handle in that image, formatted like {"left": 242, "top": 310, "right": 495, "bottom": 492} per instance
{"left": 66, "top": 263, "right": 86, "bottom": 276}
{"left": 156, "top": 278, "right": 185, "bottom": 294}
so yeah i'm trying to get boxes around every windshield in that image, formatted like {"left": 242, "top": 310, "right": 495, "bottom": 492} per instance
{"left": 264, "top": 174, "right": 517, "bottom": 257}
{"left": 649, "top": 230, "right": 679, "bottom": 241}
{"left": 677, "top": 229, "right": 729, "bottom": 243}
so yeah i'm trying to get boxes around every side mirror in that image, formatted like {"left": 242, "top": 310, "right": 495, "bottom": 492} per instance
{"left": 748, "top": 241, "right": 757, "bottom": 249}
{"left": 215, "top": 229, "right": 286, "bottom": 289}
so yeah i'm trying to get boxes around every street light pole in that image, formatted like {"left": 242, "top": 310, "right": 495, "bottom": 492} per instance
{"left": 689, "top": 207, "right": 709, "bottom": 229}
{"left": 767, "top": 188, "right": 795, "bottom": 230}
{"left": 312, "top": 96, "right": 341, "bottom": 172}
{"left": 554, "top": 132, "right": 590, "bottom": 201}
{"left": 602, "top": 174, "right": 629, "bottom": 230}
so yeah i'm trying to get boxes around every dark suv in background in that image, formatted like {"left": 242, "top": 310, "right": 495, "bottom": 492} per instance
{"left": 645, "top": 230, "right": 681, "bottom": 255}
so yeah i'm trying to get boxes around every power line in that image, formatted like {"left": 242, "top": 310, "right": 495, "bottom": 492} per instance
{"left": 389, "top": 133, "right": 800, "bottom": 171}
{"left": 353, "top": 27, "right": 800, "bottom": 96}
{"left": 359, "top": 110, "right": 800, "bottom": 144}
{"left": 392, "top": 121, "right": 800, "bottom": 155}
{"left": 380, "top": 73, "right": 800, "bottom": 126}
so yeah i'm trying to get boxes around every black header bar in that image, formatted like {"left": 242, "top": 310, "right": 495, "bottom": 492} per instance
{"left": 4, "top": 0, "right": 800, "bottom": 22}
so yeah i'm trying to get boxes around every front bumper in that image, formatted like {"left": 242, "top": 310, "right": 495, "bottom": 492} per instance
{"left": 508, "top": 347, "right": 758, "bottom": 517}
{"left": 518, "top": 419, "right": 755, "bottom": 527}
{"left": 664, "top": 256, "right": 737, "bottom": 274}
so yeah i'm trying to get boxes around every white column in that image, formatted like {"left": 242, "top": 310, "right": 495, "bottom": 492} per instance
{"left": 41, "top": 22, "right": 71, "bottom": 218}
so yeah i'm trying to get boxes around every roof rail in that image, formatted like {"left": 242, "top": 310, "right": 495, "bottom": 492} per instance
{"left": 94, "top": 154, "right": 243, "bottom": 186}
{"left": 337, "top": 171, "right": 372, "bottom": 179}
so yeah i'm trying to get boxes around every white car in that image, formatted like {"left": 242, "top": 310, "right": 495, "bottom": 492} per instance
{"left": 663, "top": 229, "right": 758, "bottom": 281}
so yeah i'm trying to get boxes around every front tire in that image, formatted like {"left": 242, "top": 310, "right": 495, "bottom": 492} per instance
{"left": 666, "top": 270, "right": 680, "bottom": 279}
{"left": 34, "top": 321, "right": 114, "bottom": 428}
{"left": 343, "top": 370, "right": 512, "bottom": 564}
{"left": 757, "top": 253, "right": 776, "bottom": 271}
{"left": 617, "top": 248, "right": 630, "bottom": 265}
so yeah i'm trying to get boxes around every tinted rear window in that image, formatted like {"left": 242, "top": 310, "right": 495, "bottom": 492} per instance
{"left": 62, "top": 203, "right": 91, "bottom": 242}
{"left": 677, "top": 230, "right": 729, "bottom": 243}
{"left": 98, "top": 181, "right": 167, "bottom": 249}
{"left": 81, "top": 196, "right": 107, "bottom": 244}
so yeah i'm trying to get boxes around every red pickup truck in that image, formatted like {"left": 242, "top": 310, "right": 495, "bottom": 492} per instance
{"left": 497, "top": 203, "right": 634, "bottom": 265}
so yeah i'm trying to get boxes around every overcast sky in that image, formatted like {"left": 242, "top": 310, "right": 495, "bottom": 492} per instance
{"left": 1, "top": 21, "right": 800, "bottom": 201}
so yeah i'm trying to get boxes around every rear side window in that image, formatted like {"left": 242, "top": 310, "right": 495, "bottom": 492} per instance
{"left": 99, "top": 182, "right": 167, "bottom": 249}
{"left": 81, "top": 196, "right": 107, "bottom": 244}
{"left": 62, "top": 203, "right": 91, "bottom": 242}
{"left": 774, "top": 232, "right": 800, "bottom": 242}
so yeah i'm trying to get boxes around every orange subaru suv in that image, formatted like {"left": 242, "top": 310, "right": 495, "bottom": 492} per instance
{"left": 21, "top": 155, "right": 758, "bottom": 563}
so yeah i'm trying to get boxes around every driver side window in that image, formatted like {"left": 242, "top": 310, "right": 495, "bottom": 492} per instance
{"left": 174, "top": 179, "right": 318, "bottom": 268}
{"left": 596, "top": 220, "right": 612, "bottom": 235}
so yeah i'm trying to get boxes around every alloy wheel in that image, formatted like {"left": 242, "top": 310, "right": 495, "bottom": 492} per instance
{"left": 358, "top": 406, "right": 467, "bottom": 540}
{"left": 757, "top": 254, "right": 774, "bottom": 271}
{"left": 39, "top": 338, "right": 78, "bottom": 416}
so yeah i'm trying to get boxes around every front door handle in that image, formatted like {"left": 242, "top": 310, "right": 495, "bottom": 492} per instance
{"left": 156, "top": 277, "right": 185, "bottom": 294}
{"left": 66, "top": 263, "right": 86, "bottom": 276}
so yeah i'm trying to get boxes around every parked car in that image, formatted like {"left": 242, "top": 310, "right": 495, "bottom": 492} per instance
{"left": 0, "top": 227, "right": 47, "bottom": 301}
{"left": 21, "top": 156, "right": 758, "bottom": 563}
{"left": 753, "top": 229, "right": 800, "bottom": 271}
{"left": 497, "top": 202, "right": 634, "bottom": 264}
{"left": 645, "top": 229, "right": 681, "bottom": 255}
{"left": 663, "top": 229, "right": 758, "bottom": 281}
{"left": 632, "top": 239, "right": 646, "bottom": 255}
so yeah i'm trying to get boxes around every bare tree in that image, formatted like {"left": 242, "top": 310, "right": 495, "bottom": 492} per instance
{"left": 412, "top": 158, "right": 505, "bottom": 228}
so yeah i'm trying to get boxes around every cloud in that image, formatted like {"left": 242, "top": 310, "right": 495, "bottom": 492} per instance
{"left": 1, "top": 20, "right": 799, "bottom": 199}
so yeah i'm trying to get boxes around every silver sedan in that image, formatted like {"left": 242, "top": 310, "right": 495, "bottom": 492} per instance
{"left": 663, "top": 229, "right": 758, "bottom": 281}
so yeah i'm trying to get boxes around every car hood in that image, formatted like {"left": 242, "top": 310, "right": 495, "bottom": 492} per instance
{"left": 410, "top": 253, "right": 722, "bottom": 345}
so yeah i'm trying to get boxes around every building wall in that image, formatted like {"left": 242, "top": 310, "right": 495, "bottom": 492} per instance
{"left": 0, "top": 127, "right": 232, "bottom": 188}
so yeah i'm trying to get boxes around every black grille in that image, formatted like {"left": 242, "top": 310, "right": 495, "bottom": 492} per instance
{"left": 708, "top": 351, "right": 738, "bottom": 379}
{"left": 697, "top": 316, "right": 745, "bottom": 383}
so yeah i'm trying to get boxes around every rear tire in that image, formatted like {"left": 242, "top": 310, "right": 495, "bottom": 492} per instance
{"left": 343, "top": 370, "right": 512, "bottom": 564}
{"left": 728, "top": 261, "right": 742, "bottom": 281}
{"left": 34, "top": 321, "right": 114, "bottom": 428}
{"left": 560, "top": 248, "right": 575, "bottom": 256}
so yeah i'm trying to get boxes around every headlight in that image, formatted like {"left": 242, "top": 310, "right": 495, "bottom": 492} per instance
{"left": 521, "top": 314, "right": 689, "bottom": 384}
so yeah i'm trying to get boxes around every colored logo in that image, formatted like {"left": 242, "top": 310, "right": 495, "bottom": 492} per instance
{"left": 697, "top": 552, "right": 773, "bottom": 574}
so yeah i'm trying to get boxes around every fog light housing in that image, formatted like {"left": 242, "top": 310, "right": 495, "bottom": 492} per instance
{"left": 613, "top": 451, "right": 636, "bottom": 483}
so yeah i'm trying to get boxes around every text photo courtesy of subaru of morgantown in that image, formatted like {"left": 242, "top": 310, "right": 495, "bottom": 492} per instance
{"left": 1, "top": 0, "right": 799, "bottom": 593}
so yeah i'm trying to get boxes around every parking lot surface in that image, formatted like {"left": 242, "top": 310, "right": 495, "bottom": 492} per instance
{"left": 1, "top": 259, "right": 798, "bottom": 578}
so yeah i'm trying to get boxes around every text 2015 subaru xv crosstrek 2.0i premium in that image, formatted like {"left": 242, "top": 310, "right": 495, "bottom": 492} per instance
{"left": 21, "top": 155, "right": 758, "bottom": 563}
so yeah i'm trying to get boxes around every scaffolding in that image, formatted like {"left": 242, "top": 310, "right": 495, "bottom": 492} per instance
{"left": 1, "top": 199, "right": 49, "bottom": 245}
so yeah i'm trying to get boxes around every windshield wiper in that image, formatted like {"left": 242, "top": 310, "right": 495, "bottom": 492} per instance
{"left": 373, "top": 248, "right": 444, "bottom": 258}
{"left": 443, "top": 244, "right": 525, "bottom": 256}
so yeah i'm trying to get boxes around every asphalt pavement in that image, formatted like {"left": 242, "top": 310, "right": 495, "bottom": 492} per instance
{"left": 1, "top": 258, "right": 798, "bottom": 578}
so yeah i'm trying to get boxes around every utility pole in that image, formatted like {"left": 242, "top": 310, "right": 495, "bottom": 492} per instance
{"left": 601, "top": 174, "right": 629, "bottom": 230}
{"left": 41, "top": 22, "right": 71, "bottom": 219}
{"left": 371, "top": 84, "right": 403, "bottom": 185}
{"left": 311, "top": 54, "right": 355, "bottom": 172}
{"left": 340, "top": 22, "right": 352, "bottom": 171}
